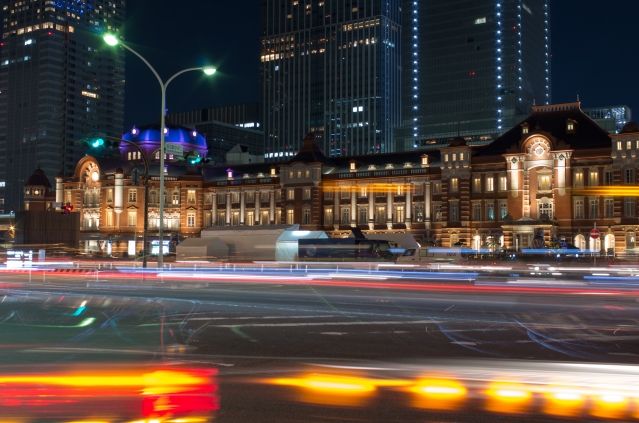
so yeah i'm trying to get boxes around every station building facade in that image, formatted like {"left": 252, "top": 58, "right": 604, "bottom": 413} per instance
{"left": 22, "top": 102, "right": 639, "bottom": 257}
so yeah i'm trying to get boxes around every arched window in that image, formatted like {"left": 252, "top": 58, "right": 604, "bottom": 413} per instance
{"left": 574, "top": 234, "right": 586, "bottom": 251}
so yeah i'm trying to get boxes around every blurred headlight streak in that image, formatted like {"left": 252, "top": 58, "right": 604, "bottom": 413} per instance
{"left": 271, "top": 374, "right": 377, "bottom": 406}
{"left": 484, "top": 382, "right": 532, "bottom": 413}
{"left": 591, "top": 393, "right": 630, "bottom": 419}
{"left": 0, "top": 364, "right": 218, "bottom": 421}
{"left": 543, "top": 388, "right": 585, "bottom": 417}
{"left": 408, "top": 379, "right": 467, "bottom": 410}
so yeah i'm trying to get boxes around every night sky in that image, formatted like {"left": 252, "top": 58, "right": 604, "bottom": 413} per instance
{"left": 122, "top": 0, "right": 639, "bottom": 129}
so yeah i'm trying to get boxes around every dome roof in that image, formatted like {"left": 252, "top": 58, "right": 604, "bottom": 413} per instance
{"left": 448, "top": 136, "right": 467, "bottom": 147}
{"left": 25, "top": 168, "right": 52, "bottom": 188}
{"left": 122, "top": 121, "right": 207, "bottom": 148}
{"left": 620, "top": 121, "right": 639, "bottom": 134}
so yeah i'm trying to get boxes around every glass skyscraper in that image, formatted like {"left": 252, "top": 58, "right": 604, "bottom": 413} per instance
{"left": 397, "top": 0, "right": 550, "bottom": 151}
{"left": 260, "top": 0, "right": 402, "bottom": 160}
{"left": 0, "top": 0, "right": 125, "bottom": 213}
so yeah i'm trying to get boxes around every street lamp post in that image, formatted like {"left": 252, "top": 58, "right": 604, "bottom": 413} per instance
{"left": 103, "top": 34, "right": 215, "bottom": 268}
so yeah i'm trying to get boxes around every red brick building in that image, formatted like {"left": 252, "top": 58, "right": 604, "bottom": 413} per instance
{"left": 23, "top": 103, "right": 639, "bottom": 257}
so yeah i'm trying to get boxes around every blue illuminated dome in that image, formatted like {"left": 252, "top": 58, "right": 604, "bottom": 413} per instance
{"left": 122, "top": 121, "right": 207, "bottom": 149}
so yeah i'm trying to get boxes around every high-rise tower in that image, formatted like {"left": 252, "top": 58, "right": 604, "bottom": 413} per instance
{"left": 0, "top": 0, "right": 125, "bottom": 213}
{"left": 396, "top": 0, "right": 550, "bottom": 151}
{"left": 260, "top": 0, "right": 402, "bottom": 160}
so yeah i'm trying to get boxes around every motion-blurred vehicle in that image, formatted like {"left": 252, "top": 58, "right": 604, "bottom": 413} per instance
{"left": 396, "top": 247, "right": 472, "bottom": 265}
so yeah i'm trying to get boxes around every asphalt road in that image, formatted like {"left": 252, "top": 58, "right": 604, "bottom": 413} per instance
{"left": 1, "top": 271, "right": 638, "bottom": 422}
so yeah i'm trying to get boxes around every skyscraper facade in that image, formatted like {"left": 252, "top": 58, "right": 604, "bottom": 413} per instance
{"left": 260, "top": 0, "right": 402, "bottom": 160}
{"left": 396, "top": 0, "right": 550, "bottom": 151}
{"left": 0, "top": 0, "right": 125, "bottom": 213}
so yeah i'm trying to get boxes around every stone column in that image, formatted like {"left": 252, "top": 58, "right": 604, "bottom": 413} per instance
{"left": 351, "top": 186, "right": 357, "bottom": 227}
{"left": 425, "top": 182, "right": 431, "bottom": 225}
{"left": 212, "top": 193, "right": 217, "bottom": 225}
{"left": 114, "top": 170, "right": 123, "bottom": 229}
{"left": 333, "top": 187, "right": 339, "bottom": 231}
{"left": 240, "top": 191, "right": 246, "bottom": 225}
{"left": 386, "top": 184, "right": 393, "bottom": 230}
{"left": 255, "top": 190, "right": 261, "bottom": 225}
{"left": 55, "top": 175, "right": 63, "bottom": 203}
{"left": 269, "top": 189, "right": 275, "bottom": 224}
{"left": 405, "top": 183, "right": 412, "bottom": 229}
{"left": 368, "top": 187, "right": 374, "bottom": 230}
{"left": 226, "top": 192, "right": 231, "bottom": 225}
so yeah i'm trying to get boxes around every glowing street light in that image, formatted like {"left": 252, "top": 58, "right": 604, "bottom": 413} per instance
{"left": 103, "top": 34, "right": 216, "bottom": 268}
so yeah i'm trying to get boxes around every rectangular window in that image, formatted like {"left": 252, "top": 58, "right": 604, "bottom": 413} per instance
{"left": 187, "top": 213, "right": 195, "bottom": 227}
{"left": 450, "top": 178, "right": 459, "bottom": 193}
{"left": 172, "top": 192, "right": 180, "bottom": 205}
{"left": 359, "top": 187, "right": 367, "bottom": 198}
{"left": 395, "top": 186, "right": 404, "bottom": 196}
{"left": 472, "top": 203, "right": 481, "bottom": 221}
{"left": 499, "top": 176, "right": 507, "bottom": 191}
{"left": 127, "top": 211, "right": 137, "bottom": 226}
{"left": 217, "top": 212, "right": 226, "bottom": 226}
{"left": 276, "top": 190, "right": 282, "bottom": 202}
{"left": 257, "top": 191, "right": 267, "bottom": 202}
{"left": 574, "top": 171, "right": 584, "bottom": 188}
{"left": 187, "top": 190, "right": 196, "bottom": 204}
{"left": 204, "top": 212, "right": 212, "bottom": 228}
{"left": 65, "top": 191, "right": 72, "bottom": 205}
{"left": 625, "top": 198, "right": 635, "bottom": 217}
{"left": 341, "top": 188, "right": 350, "bottom": 199}
{"left": 414, "top": 184, "right": 423, "bottom": 195}
{"left": 500, "top": 202, "right": 507, "bottom": 219}
{"left": 450, "top": 203, "right": 459, "bottom": 221}
{"left": 303, "top": 187, "right": 311, "bottom": 200}
{"left": 486, "top": 203, "right": 495, "bottom": 220}
{"left": 605, "top": 170, "right": 614, "bottom": 185}
{"left": 287, "top": 189, "right": 295, "bottom": 200}
{"left": 433, "top": 182, "right": 442, "bottom": 195}
{"left": 628, "top": 141, "right": 633, "bottom": 150}
{"left": 625, "top": 169, "right": 635, "bottom": 184}
{"left": 261, "top": 211, "right": 270, "bottom": 225}
{"left": 575, "top": 200, "right": 584, "bottom": 219}
{"left": 539, "top": 175, "right": 551, "bottom": 191}
{"left": 324, "top": 189, "right": 334, "bottom": 200}
{"left": 246, "top": 192, "right": 255, "bottom": 203}
{"left": 358, "top": 207, "right": 367, "bottom": 224}
{"left": 106, "top": 210, "right": 113, "bottom": 226}
{"left": 485, "top": 177, "right": 494, "bottom": 192}
{"left": 341, "top": 208, "right": 350, "bottom": 224}
{"left": 232, "top": 211, "right": 240, "bottom": 226}
{"left": 286, "top": 209, "right": 295, "bottom": 224}
{"left": 247, "top": 211, "right": 255, "bottom": 226}
{"left": 589, "top": 170, "right": 598, "bottom": 187}
{"left": 434, "top": 203, "right": 442, "bottom": 222}
{"left": 539, "top": 202, "right": 553, "bottom": 219}
{"left": 589, "top": 198, "right": 599, "bottom": 219}
{"left": 106, "top": 189, "right": 113, "bottom": 203}
{"left": 394, "top": 206, "right": 405, "bottom": 223}
{"left": 305, "top": 170, "right": 310, "bottom": 178}
{"left": 472, "top": 177, "right": 481, "bottom": 193}
{"left": 414, "top": 204, "right": 424, "bottom": 222}
{"left": 128, "top": 189, "right": 137, "bottom": 202}
{"left": 232, "top": 192, "right": 240, "bottom": 203}
{"left": 204, "top": 194, "right": 212, "bottom": 205}
{"left": 375, "top": 206, "right": 386, "bottom": 224}
{"left": 324, "top": 208, "right": 333, "bottom": 225}
{"left": 302, "top": 208, "right": 311, "bottom": 224}
{"left": 218, "top": 194, "right": 226, "bottom": 204}
{"left": 617, "top": 141, "right": 622, "bottom": 151}
{"left": 605, "top": 199, "right": 614, "bottom": 218}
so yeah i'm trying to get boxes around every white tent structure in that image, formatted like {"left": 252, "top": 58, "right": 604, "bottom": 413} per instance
{"left": 176, "top": 237, "right": 229, "bottom": 261}
{"left": 200, "top": 225, "right": 295, "bottom": 261}
{"left": 275, "top": 228, "right": 328, "bottom": 261}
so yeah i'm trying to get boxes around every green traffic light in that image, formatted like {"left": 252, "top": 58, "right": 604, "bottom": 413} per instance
{"left": 91, "top": 138, "right": 105, "bottom": 148}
